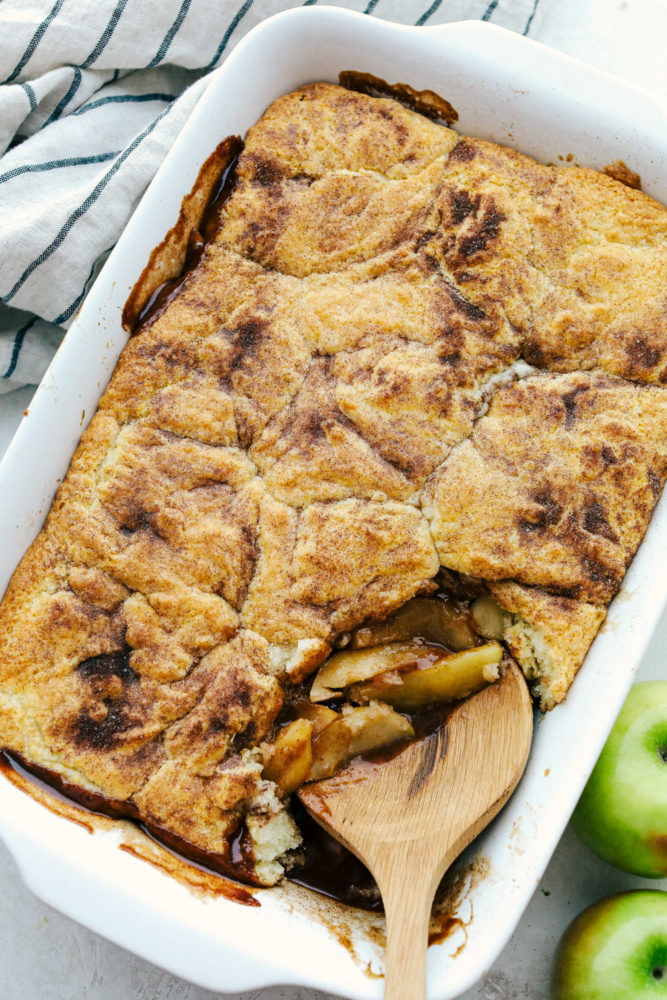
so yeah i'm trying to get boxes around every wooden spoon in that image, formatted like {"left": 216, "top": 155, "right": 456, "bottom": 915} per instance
{"left": 298, "top": 661, "right": 533, "bottom": 1000}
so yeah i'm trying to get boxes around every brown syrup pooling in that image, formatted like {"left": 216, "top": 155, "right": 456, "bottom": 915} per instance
{"left": 0, "top": 748, "right": 130, "bottom": 819}
{"left": 604, "top": 159, "right": 642, "bottom": 190}
{"left": 339, "top": 70, "right": 458, "bottom": 125}
{"left": 126, "top": 135, "right": 244, "bottom": 334}
{"left": 131, "top": 230, "right": 205, "bottom": 331}
{"left": 289, "top": 797, "right": 381, "bottom": 911}
{"left": 0, "top": 741, "right": 379, "bottom": 910}
{"left": 118, "top": 838, "right": 257, "bottom": 905}
{"left": 0, "top": 749, "right": 259, "bottom": 906}
{"left": 200, "top": 139, "right": 245, "bottom": 242}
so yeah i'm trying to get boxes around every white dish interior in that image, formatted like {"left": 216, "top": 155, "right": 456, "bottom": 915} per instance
{"left": 1, "top": 9, "right": 666, "bottom": 999}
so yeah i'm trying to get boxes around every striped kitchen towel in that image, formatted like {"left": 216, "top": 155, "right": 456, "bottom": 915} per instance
{"left": 0, "top": 0, "right": 541, "bottom": 395}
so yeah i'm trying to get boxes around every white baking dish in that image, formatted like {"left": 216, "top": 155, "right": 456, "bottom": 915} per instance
{"left": 1, "top": 8, "right": 666, "bottom": 999}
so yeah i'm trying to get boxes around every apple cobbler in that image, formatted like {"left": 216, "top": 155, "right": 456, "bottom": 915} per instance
{"left": 0, "top": 82, "right": 666, "bottom": 887}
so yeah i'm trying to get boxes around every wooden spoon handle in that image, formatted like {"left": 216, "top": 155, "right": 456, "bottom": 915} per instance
{"left": 383, "top": 886, "right": 431, "bottom": 1000}
{"left": 371, "top": 844, "right": 443, "bottom": 1000}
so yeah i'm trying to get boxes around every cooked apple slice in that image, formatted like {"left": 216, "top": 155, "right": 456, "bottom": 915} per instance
{"left": 308, "top": 703, "right": 414, "bottom": 782}
{"left": 310, "top": 641, "right": 436, "bottom": 702}
{"left": 471, "top": 595, "right": 511, "bottom": 641}
{"left": 263, "top": 718, "right": 314, "bottom": 796}
{"left": 291, "top": 700, "right": 340, "bottom": 735}
{"left": 351, "top": 596, "right": 478, "bottom": 652}
{"left": 348, "top": 642, "right": 503, "bottom": 711}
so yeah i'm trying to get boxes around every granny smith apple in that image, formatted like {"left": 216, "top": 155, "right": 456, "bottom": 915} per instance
{"left": 552, "top": 891, "right": 667, "bottom": 1000}
{"left": 572, "top": 681, "right": 667, "bottom": 877}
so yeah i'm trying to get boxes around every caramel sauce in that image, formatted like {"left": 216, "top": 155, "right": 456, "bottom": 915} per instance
{"left": 603, "top": 159, "right": 642, "bottom": 190}
{"left": 0, "top": 749, "right": 129, "bottom": 820}
{"left": 0, "top": 752, "right": 96, "bottom": 835}
{"left": 429, "top": 914, "right": 467, "bottom": 948}
{"left": 0, "top": 749, "right": 258, "bottom": 907}
{"left": 229, "top": 821, "right": 260, "bottom": 883}
{"left": 126, "top": 135, "right": 244, "bottom": 334}
{"left": 289, "top": 797, "right": 381, "bottom": 911}
{"left": 131, "top": 230, "right": 204, "bottom": 331}
{"left": 133, "top": 821, "right": 259, "bottom": 905}
{"left": 339, "top": 70, "right": 458, "bottom": 125}
{"left": 200, "top": 141, "right": 244, "bottom": 242}
{"left": 118, "top": 839, "right": 257, "bottom": 905}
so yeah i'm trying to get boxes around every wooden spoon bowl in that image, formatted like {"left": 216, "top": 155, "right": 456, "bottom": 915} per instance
{"left": 298, "top": 661, "right": 534, "bottom": 1000}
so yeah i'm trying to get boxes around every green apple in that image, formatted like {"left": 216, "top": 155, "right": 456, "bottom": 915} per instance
{"left": 572, "top": 681, "right": 667, "bottom": 877}
{"left": 552, "top": 891, "right": 667, "bottom": 1000}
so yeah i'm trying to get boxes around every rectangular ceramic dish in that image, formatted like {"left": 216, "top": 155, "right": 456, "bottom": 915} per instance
{"left": 1, "top": 9, "right": 666, "bottom": 999}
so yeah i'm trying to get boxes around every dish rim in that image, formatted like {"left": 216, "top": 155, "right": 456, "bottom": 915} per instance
{"left": 1, "top": 8, "right": 666, "bottom": 999}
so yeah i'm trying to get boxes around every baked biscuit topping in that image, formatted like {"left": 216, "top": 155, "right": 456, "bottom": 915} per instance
{"left": 424, "top": 371, "right": 667, "bottom": 603}
{"left": 0, "top": 82, "right": 665, "bottom": 887}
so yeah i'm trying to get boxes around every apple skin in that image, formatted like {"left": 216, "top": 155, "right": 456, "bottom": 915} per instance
{"left": 572, "top": 681, "right": 667, "bottom": 878}
{"left": 552, "top": 891, "right": 667, "bottom": 1000}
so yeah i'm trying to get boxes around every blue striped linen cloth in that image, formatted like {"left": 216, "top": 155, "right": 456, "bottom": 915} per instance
{"left": 0, "top": 0, "right": 539, "bottom": 396}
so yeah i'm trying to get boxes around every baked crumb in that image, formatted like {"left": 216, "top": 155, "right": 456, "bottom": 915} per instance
{"left": 604, "top": 159, "right": 642, "bottom": 189}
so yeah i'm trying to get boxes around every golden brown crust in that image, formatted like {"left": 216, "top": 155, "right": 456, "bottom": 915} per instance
{"left": 423, "top": 140, "right": 667, "bottom": 383}
{"left": 250, "top": 357, "right": 417, "bottom": 505}
{"left": 240, "top": 492, "right": 438, "bottom": 645}
{"left": 217, "top": 161, "right": 445, "bottom": 278}
{"left": 485, "top": 581, "right": 606, "bottom": 709}
{"left": 1, "top": 82, "right": 666, "bottom": 881}
{"left": 425, "top": 371, "right": 667, "bottom": 603}
{"left": 235, "top": 82, "right": 459, "bottom": 183}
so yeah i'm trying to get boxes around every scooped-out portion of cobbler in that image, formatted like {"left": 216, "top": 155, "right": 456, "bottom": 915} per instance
{"left": 0, "top": 82, "right": 666, "bottom": 888}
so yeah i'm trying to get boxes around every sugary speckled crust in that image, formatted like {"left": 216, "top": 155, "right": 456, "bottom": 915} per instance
{"left": 1, "top": 82, "right": 666, "bottom": 882}
{"left": 290, "top": 257, "right": 520, "bottom": 489}
{"left": 422, "top": 138, "right": 667, "bottom": 383}
{"left": 219, "top": 91, "right": 667, "bottom": 383}
{"left": 425, "top": 371, "right": 667, "bottom": 604}
{"left": 218, "top": 160, "right": 446, "bottom": 277}
{"left": 485, "top": 581, "right": 606, "bottom": 710}
{"left": 527, "top": 167, "right": 667, "bottom": 383}
{"left": 236, "top": 81, "right": 460, "bottom": 182}
{"left": 241, "top": 492, "right": 438, "bottom": 645}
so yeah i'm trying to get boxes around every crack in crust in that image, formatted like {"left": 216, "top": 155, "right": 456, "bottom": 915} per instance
{"left": 1, "top": 82, "right": 666, "bottom": 884}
